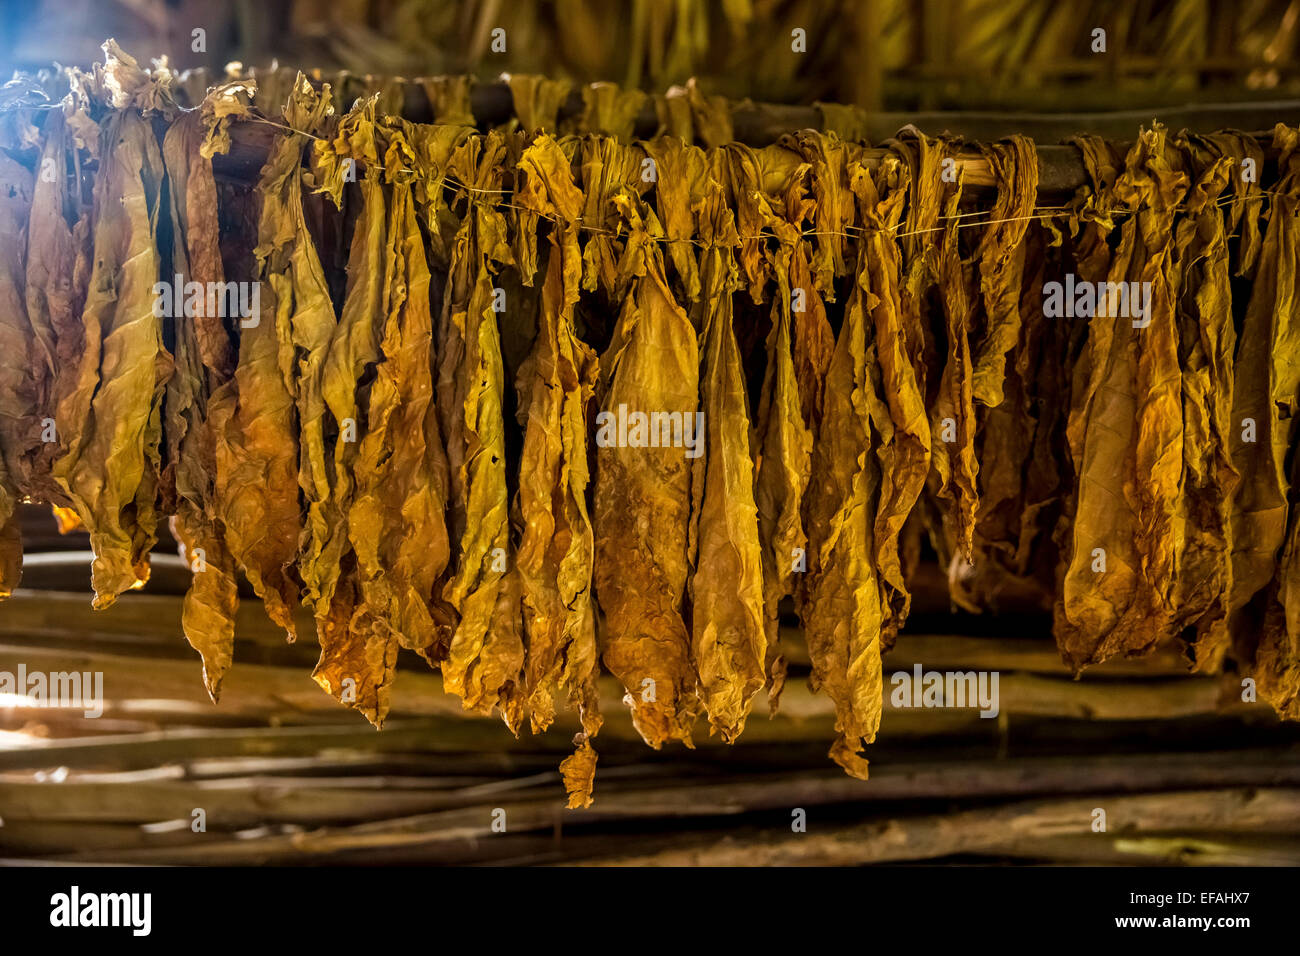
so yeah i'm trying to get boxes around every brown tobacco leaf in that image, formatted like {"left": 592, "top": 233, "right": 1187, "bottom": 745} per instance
{"left": 0, "top": 466, "right": 17, "bottom": 599}
{"left": 755, "top": 303, "right": 808, "bottom": 697}
{"left": 751, "top": 276, "right": 810, "bottom": 712}
{"left": 208, "top": 82, "right": 330, "bottom": 646}
{"left": 1229, "top": 126, "right": 1300, "bottom": 620}
{"left": 1167, "top": 133, "right": 1248, "bottom": 672}
{"left": 802, "top": 238, "right": 885, "bottom": 780}
{"left": 972, "top": 135, "right": 1038, "bottom": 409}
{"left": 506, "top": 75, "right": 573, "bottom": 134}
{"left": 720, "top": 139, "right": 844, "bottom": 707}
{"left": 435, "top": 132, "right": 524, "bottom": 725}
{"left": 513, "top": 136, "right": 603, "bottom": 750}
{"left": 788, "top": 130, "right": 852, "bottom": 297}
{"left": 52, "top": 108, "right": 171, "bottom": 608}
{"left": 421, "top": 76, "right": 475, "bottom": 126}
{"left": 578, "top": 82, "right": 647, "bottom": 141}
{"left": 887, "top": 131, "right": 955, "bottom": 569}
{"left": 1257, "top": 442, "right": 1300, "bottom": 718}
{"left": 0, "top": 131, "right": 34, "bottom": 600}
{"left": 25, "top": 108, "right": 93, "bottom": 505}
{"left": 953, "top": 222, "right": 1070, "bottom": 614}
{"left": 311, "top": 156, "right": 389, "bottom": 718}
{"left": 208, "top": 333, "right": 300, "bottom": 644}
{"left": 307, "top": 100, "right": 414, "bottom": 725}
{"left": 1232, "top": 126, "right": 1300, "bottom": 710}
{"left": 559, "top": 734, "right": 599, "bottom": 810}
{"left": 1120, "top": 130, "right": 1187, "bottom": 657}
{"left": 0, "top": 118, "right": 38, "bottom": 484}
{"left": 1055, "top": 127, "right": 1189, "bottom": 669}
{"left": 642, "top": 136, "right": 706, "bottom": 300}
{"left": 890, "top": 129, "right": 978, "bottom": 561}
{"left": 594, "top": 193, "right": 701, "bottom": 748}
{"left": 690, "top": 216, "right": 766, "bottom": 742}
{"left": 657, "top": 79, "right": 734, "bottom": 149}
{"left": 348, "top": 126, "right": 454, "bottom": 677}
{"left": 788, "top": 244, "right": 835, "bottom": 434}
{"left": 644, "top": 136, "right": 766, "bottom": 739}
{"left": 931, "top": 202, "right": 979, "bottom": 560}
{"left": 737, "top": 147, "right": 825, "bottom": 706}
{"left": 853, "top": 154, "right": 930, "bottom": 643}
{"left": 161, "top": 108, "right": 240, "bottom": 699}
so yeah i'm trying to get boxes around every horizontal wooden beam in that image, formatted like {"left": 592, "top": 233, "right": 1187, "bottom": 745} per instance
{"left": 590, "top": 787, "right": 1300, "bottom": 866}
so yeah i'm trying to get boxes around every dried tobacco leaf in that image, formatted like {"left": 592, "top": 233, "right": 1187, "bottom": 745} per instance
{"left": 657, "top": 79, "right": 734, "bottom": 149}
{"left": 1165, "top": 133, "right": 1247, "bottom": 672}
{"left": 578, "top": 82, "right": 647, "bottom": 141}
{"left": 593, "top": 183, "right": 701, "bottom": 748}
{"left": 717, "top": 144, "right": 808, "bottom": 709}
{"left": 25, "top": 108, "right": 94, "bottom": 505}
{"left": 51, "top": 107, "right": 171, "bottom": 608}
{"left": 688, "top": 185, "right": 766, "bottom": 742}
{"left": 891, "top": 128, "right": 977, "bottom": 560}
{"left": 162, "top": 106, "right": 240, "bottom": 699}
{"left": 801, "top": 235, "right": 884, "bottom": 780}
{"left": 435, "top": 131, "right": 524, "bottom": 726}
{"left": 971, "top": 135, "right": 1038, "bottom": 409}
{"left": 787, "top": 130, "right": 851, "bottom": 297}
{"left": 854, "top": 152, "right": 930, "bottom": 643}
{"left": 506, "top": 74, "right": 573, "bottom": 134}
{"left": 1229, "top": 126, "right": 1300, "bottom": 619}
{"left": 0, "top": 481, "right": 17, "bottom": 599}
{"left": 513, "top": 136, "right": 602, "bottom": 760}
{"left": 0, "top": 123, "right": 35, "bottom": 599}
{"left": 311, "top": 111, "right": 393, "bottom": 722}
{"left": 1232, "top": 126, "right": 1300, "bottom": 710}
{"left": 208, "top": 81, "right": 327, "bottom": 646}
{"left": 421, "top": 76, "right": 474, "bottom": 126}
{"left": 952, "top": 221, "right": 1070, "bottom": 613}
{"left": 1055, "top": 127, "right": 1188, "bottom": 669}
{"left": 750, "top": 283, "right": 808, "bottom": 711}
{"left": 347, "top": 122, "right": 454, "bottom": 681}
{"left": 558, "top": 734, "right": 599, "bottom": 810}
{"left": 1257, "top": 448, "right": 1300, "bottom": 718}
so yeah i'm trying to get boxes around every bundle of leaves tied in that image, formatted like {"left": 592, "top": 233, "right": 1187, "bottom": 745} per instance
{"left": 1, "top": 43, "right": 1296, "bottom": 807}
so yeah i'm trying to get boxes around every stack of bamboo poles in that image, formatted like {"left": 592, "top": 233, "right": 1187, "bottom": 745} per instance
{"left": 2, "top": 506, "right": 1298, "bottom": 865}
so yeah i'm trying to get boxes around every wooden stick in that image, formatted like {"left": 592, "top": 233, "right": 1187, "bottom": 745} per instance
{"left": 587, "top": 787, "right": 1300, "bottom": 866}
{"left": 0, "top": 636, "right": 1262, "bottom": 762}
{"left": 5, "top": 748, "right": 1296, "bottom": 829}
{"left": 30, "top": 784, "right": 1300, "bottom": 865}
{"left": 986, "top": 833, "right": 1300, "bottom": 866}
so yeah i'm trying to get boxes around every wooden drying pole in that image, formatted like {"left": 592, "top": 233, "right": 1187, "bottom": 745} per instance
{"left": 212, "top": 81, "right": 1300, "bottom": 192}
